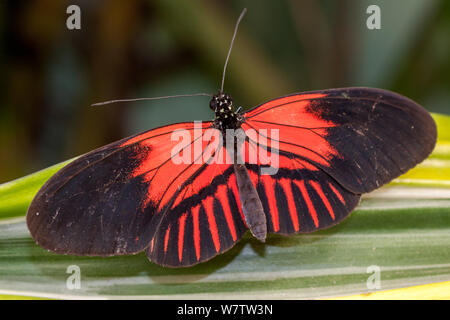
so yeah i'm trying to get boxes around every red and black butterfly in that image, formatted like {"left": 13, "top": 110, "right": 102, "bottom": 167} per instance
{"left": 26, "top": 87, "right": 436, "bottom": 267}
{"left": 26, "top": 10, "right": 437, "bottom": 268}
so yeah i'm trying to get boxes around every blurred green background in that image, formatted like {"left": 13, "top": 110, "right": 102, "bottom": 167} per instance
{"left": 0, "top": 0, "right": 449, "bottom": 184}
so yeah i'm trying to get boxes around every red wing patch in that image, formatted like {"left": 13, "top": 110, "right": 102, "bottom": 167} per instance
{"left": 120, "top": 121, "right": 218, "bottom": 211}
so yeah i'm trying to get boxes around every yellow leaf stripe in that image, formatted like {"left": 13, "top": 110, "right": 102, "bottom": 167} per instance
{"left": 327, "top": 281, "right": 450, "bottom": 300}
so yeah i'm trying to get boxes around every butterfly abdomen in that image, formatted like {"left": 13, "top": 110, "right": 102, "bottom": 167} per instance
{"left": 234, "top": 162, "right": 267, "bottom": 242}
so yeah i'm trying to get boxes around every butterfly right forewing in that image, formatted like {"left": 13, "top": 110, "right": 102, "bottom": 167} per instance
{"left": 239, "top": 87, "right": 436, "bottom": 234}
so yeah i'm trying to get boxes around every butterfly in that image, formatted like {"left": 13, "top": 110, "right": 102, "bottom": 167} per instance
{"left": 26, "top": 10, "right": 437, "bottom": 268}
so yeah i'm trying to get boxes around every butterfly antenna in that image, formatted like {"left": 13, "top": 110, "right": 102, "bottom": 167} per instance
{"left": 91, "top": 93, "right": 213, "bottom": 106}
{"left": 220, "top": 8, "right": 247, "bottom": 94}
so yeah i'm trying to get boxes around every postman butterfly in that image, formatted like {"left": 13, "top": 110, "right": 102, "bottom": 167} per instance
{"left": 26, "top": 9, "right": 437, "bottom": 267}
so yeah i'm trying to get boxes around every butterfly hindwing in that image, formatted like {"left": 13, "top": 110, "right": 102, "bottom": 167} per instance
{"left": 240, "top": 142, "right": 360, "bottom": 234}
{"left": 146, "top": 162, "right": 248, "bottom": 267}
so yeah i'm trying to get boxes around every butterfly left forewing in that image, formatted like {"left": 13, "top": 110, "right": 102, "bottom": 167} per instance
{"left": 26, "top": 121, "right": 216, "bottom": 256}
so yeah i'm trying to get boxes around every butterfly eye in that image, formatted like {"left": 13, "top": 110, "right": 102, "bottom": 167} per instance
{"left": 209, "top": 98, "right": 218, "bottom": 111}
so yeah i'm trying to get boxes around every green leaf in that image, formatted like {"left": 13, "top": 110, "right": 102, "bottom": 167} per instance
{"left": 0, "top": 114, "right": 449, "bottom": 299}
{"left": 0, "top": 159, "right": 75, "bottom": 221}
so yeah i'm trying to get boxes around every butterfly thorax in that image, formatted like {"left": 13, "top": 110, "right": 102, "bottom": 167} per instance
{"left": 210, "top": 92, "right": 241, "bottom": 131}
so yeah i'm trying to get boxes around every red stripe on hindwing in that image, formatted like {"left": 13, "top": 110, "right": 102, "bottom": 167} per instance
{"left": 150, "top": 238, "right": 154, "bottom": 253}
{"left": 309, "top": 180, "right": 335, "bottom": 220}
{"left": 203, "top": 196, "right": 220, "bottom": 252}
{"left": 329, "top": 182, "right": 346, "bottom": 205}
{"left": 178, "top": 212, "right": 187, "bottom": 262}
{"left": 216, "top": 184, "right": 237, "bottom": 241}
{"left": 164, "top": 225, "right": 171, "bottom": 253}
{"left": 261, "top": 175, "right": 279, "bottom": 232}
{"left": 294, "top": 180, "right": 319, "bottom": 228}
{"left": 278, "top": 178, "right": 300, "bottom": 231}
{"left": 228, "top": 174, "right": 246, "bottom": 225}
{"left": 192, "top": 204, "right": 201, "bottom": 261}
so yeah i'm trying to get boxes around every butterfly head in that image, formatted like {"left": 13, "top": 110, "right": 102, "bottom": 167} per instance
{"left": 210, "top": 92, "right": 241, "bottom": 130}
{"left": 210, "top": 92, "right": 232, "bottom": 112}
